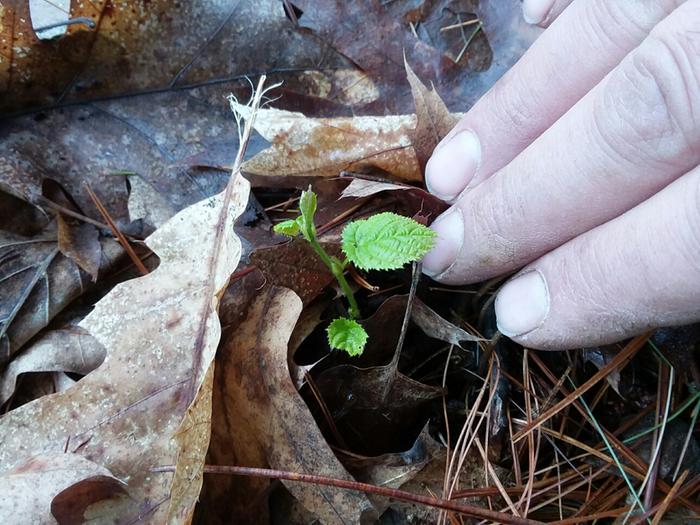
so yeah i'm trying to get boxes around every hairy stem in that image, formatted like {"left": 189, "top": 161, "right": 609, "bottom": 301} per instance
{"left": 308, "top": 237, "right": 360, "bottom": 319}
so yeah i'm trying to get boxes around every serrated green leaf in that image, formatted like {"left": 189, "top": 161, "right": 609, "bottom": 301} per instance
{"left": 341, "top": 212, "right": 436, "bottom": 271}
{"left": 327, "top": 317, "right": 368, "bottom": 356}
{"left": 273, "top": 219, "right": 301, "bottom": 237}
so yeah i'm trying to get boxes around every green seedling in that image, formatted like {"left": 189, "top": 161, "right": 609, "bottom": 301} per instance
{"left": 274, "top": 187, "right": 436, "bottom": 356}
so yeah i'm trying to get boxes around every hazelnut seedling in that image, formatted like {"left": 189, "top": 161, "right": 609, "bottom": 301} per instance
{"left": 274, "top": 187, "right": 435, "bottom": 356}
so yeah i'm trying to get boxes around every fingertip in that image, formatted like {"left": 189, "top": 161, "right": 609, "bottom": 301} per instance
{"left": 495, "top": 270, "right": 550, "bottom": 338}
{"left": 422, "top": 207, "right": 464, "bottom": 278}
{"left": 425, "top": 130, "right": 481, "bottom": 202}
{"left": 522, "top": 0, "right": 554, "bottom": 25}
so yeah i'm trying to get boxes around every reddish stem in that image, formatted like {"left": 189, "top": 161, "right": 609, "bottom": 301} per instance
{"left": 151, "top": 464, "right": 545, "bottom": 525}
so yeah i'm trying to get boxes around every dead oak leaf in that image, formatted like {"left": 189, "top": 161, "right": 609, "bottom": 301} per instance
{"left": 207, "top": 286, "right": 376, "bottom": 524}
{"left": 0, "top": 171, "right": 250, "bottom": 522}
{"left": 235, "top": 102, "right": 421, "bottom": 182}
{"left": 236, "top": 68, "right": 462, "bottom": 184}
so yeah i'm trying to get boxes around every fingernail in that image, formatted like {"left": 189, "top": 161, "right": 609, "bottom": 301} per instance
{"left": 495, "top": 270, "right": 549, "bottom": 337}
{"left": 522, "top": 0, "right": 554, "bottom": 24}
{"left": 425, "top": 130, "right": 481, "bottom": 201}
{"left": 422, "top": 208, "right": 464, "bottom": 276}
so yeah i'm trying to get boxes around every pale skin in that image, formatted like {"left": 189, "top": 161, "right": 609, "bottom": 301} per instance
{"left": 422, "top": 0, "right": 700, "bottom": 350}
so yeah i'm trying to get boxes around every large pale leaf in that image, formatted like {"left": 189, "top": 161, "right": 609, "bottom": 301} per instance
{"left": 0, "top": 169, "right": 250, "bottom": 522}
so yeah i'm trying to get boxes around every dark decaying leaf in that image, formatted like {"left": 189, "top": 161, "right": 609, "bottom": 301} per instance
{"left": 289, "top": 0, "right": 539, "bottom": 113}
{"left": 0, "top": 228, "right": 122, "bottom": 364}
{"left": 250, "top": 239, "right": 340, "bottom": 306}
{"left": 306, "top": 295, "right": 443, "bottom": 456}
{"left": 204, "top": 286, "right": 376, "bottom": 524}
{"left": 0, "top": 0, "right": 332, "bottom": 113}
{"left": 291, "top": 0, "right": 456, "bottom": 109}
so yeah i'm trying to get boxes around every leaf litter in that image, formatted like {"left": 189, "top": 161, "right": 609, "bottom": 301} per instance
{"left": 1, "top": 2, "right": 698, "bottom": 524}
{"left": 0, "top": 75, "right": 267, "bottom": 522}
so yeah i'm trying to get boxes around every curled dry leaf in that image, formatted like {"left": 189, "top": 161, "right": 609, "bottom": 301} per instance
{"left": 0, "top": 453, "right": 126, "bottom": 524}
{"left": 235, "top": 102, "right": 421, "bottom": 182}
{"left": 412, "top": 298, "right": 485, "bottom": 348}
{"left": 0, "top": 326, "right": 105, "bottom": 406}
{"left": 340, "top": 423, "right": 437, "bottom": 490}
{"left": 0, "top": 171, "right": 250, "bottom": 522}
{"left": 206, "top": 286, "right": 376, "bottom": 524}
{"left": 340, "top": 178, "right": 412, "bottom": 199}
{"left": 235, "top": 65, "right": 462, "bottom": 185}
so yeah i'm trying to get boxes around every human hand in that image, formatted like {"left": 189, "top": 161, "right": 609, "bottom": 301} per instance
{"left": 422, "top": 0, "right": 700, "bottom": 350}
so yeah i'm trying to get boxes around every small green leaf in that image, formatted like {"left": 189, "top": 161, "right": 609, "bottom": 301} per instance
{"left": 273, "top": 219, "right": 301, "bottom": 237}
{"left": 298, "top": 187, "right": 317, "bottom": 238}
{"left": 327, "top": 317, "right": 368, "bottom": 356}
{"left": 341, "top": 212, "right": 436, "bottom": 271}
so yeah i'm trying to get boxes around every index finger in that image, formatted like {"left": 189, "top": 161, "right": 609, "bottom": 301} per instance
{"left": 425, "top": 0, "right": 683, "bottom": 202}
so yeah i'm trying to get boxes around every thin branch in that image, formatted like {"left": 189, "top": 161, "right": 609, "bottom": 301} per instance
{"left": 150, "top": 464, "right": 546, "bottom": 525}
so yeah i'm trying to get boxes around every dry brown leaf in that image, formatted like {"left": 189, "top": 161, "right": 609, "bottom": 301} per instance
{"left": 0, "top": 160, "right": 250, "bottom": 522}
{"left": 236, "top": 66, "right": 462, "bottom": 184}
{"left": 0, "top": 0, "right": 328, "bottom": 113}
{"left": 56, "top": 215, "right": 102, "bottom": 281}
{"left": 250, "top": 239, "right": 340, "bottom": 306}
{"left": 0, "top": 453, "right": 125, "bottom": 524}
{"left": 0, "top": 326, "right": 105, "bottom": 406}
{"left": 206, "top": 286, "right": 376, "bottom": 524}
{"left": 405, "top": 60, "right": 461, "bottom": 172}
{"left": 412, "top": 298, "right": 485, "bottom": 348}
{"left": 235, "top": 102, "right": 421, "bottom": 181}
